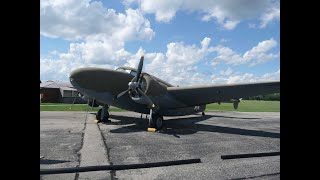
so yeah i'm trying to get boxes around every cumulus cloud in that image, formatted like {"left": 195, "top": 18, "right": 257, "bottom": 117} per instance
{"left": 41, "top": 36, "right": 279, "bottom": 86}
{"left": 211, "top": 69, "right": 280, "bottom": 84}
{"left": 260, "top": 2, "right": 280, "bottom": 28}
{"left": 40, "top": 0, "right": 154, "bottom": 41}
{"left": 142, "top": 38, "right": 214, "bottom": 85}
{"left": 40, "top": 0, "right": 155, "bottom": 81}
{"left": 212, "top": 38, "right": 278, "bottom": 66}
{"left": 125, "top": 0, "right": 279, "bottom": 29}
{"left": 220, "top": 68, "right": 233, "bottom": 76}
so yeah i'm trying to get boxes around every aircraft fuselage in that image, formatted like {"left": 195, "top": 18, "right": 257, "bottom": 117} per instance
{"left": 70, "top": 67, "right": 205, "bottom": 116}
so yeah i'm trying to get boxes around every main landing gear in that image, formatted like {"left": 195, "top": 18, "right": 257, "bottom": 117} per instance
{"left": 96, "top": 105, "right": 110, "bottom": 123}
{"left": 148, "top": 111, "right": 163, "bottom": 130}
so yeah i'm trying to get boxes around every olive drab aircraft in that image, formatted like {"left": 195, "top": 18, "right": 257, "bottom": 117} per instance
{"left": 69, "top": 56, "right": 280, "bottom": 130}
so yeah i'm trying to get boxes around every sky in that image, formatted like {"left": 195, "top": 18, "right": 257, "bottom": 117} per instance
{"left": 40, "top": 0, "right": 280, "bottom": 86}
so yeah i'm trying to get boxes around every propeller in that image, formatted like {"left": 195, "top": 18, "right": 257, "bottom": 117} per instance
{"left": 114, "top": 56, "right": 155, "bottom": 109}
{"left": 115, "top": 55, "right": 156, "bottom": 124}
{"left": 115, "top": 56, "right": 144, "bottom": 99}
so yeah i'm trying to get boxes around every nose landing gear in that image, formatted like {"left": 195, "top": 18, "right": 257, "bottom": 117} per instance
{"left": 96, "top": 105, "right": 110, "bottom": 123}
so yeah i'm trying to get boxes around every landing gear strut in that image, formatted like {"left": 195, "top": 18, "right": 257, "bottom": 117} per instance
{"left": 148, "top": 113, "right": 163, "bottom": 130}
{"left": 96, "top": 105, "right": 110, "bottom": 122}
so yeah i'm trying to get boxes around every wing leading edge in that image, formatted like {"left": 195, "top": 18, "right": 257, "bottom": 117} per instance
{"left": 167, "top": 81, "right": 280, "bottom": 106}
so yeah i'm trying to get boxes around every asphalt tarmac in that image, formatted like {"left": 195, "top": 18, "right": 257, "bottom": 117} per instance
{"left": 40, "top": 111, "right": 280, "bottom": 180}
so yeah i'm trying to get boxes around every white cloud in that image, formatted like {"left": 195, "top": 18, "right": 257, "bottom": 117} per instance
{"left": 226, "top": 70, "right": 280, "bottom": 84}
{"left": 145, "top": 37, "right": 214, "bottom": 85}
{"left": 41, "top": 37, "right": 279, "bottom": 86}
{"left": 223, "top": 20, "right": 240, "bottom": 30}
{"left": 40, "top": 0, "right": 154, "bottom": 41}
{"left": 212, "top": 38, "right": 278, "bottom": 66}
{"left": 261, "top": 69, "right": 280, "bottom": 81}
{"left": 211, "top": 69, "right": 280, "bottom": 84}
{"left": 125, "top": 0, "right": 279, "bottom": 29}
{"left": 40, "top": 0, "right": 156, "bottom": 81}
{"left": 260, "top": 2, "right": 280, "bottom": 28}
{"left": 243, "top": 38, "right": 278, "bottom": 66}
{"left": 220, "top": 68, "right": 233, "bottom": 76}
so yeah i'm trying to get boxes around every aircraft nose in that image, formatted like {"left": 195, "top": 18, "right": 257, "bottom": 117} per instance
{"left": 69, "top": 67, "right": 99, "bottom": 90}
{"left": 69, "top": 67, "right": 132, "bottom": 93}
{"left": 69, "top": 68, "right": 86, "bottom": 87}
{"left": 69, "top": 68, "right": 84, "bottom": 82}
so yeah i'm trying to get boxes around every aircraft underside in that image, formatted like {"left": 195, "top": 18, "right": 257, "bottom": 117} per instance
{"left": 80, "top": 88, "right": 206, "bottom": 116}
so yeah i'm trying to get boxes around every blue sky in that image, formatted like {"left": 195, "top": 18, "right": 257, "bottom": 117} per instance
{"left": 40, "top": 0, "right": 280, "bottom": 86}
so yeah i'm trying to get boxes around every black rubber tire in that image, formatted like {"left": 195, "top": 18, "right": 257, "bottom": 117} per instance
{"left": 149, "top": 114, "right": 163, "bottom": 129}
{"left": 101, "top": 111, "right": 110, "bottom": 122}
{"left": 96, "top": 109, "right": 102, "bottom": 120}
{"left": 202, "top": 112, "right": 205, "bottom": 116}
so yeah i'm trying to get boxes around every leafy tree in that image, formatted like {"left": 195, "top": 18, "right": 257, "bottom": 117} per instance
{"left": 243, "top": 93, "right": 280, "bottom": 101}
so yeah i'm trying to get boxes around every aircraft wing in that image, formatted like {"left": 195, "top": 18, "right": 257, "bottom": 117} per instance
{"left": 167, "top": 81, "right": 280, "bottom": 106}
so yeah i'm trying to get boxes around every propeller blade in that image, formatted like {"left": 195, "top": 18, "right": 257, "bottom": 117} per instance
{"left": 149, "top": 108, "right": 153, "bottom": 122}
{"left": 115, "top": 89, "right": 129, "bottom": 99}
{"left": 137, "top": 88, "right": 154, "bottom": 109}
{"left": 135, "top": 56, "right": 144, "bottom": 82}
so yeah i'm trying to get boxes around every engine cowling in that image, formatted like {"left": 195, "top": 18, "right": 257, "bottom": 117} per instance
{"left": 126, "top": 75, "right": 167, "bottom": 108}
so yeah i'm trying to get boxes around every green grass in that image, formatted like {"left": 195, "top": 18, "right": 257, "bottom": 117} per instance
{"left": 40, "top": 103, "right": 125, "bottom": 112}
{"left": 40, "top": 100, "right": 279, "bottom": 112}
{"left": 205, "top": 100, "right": 280, "bottom": 112}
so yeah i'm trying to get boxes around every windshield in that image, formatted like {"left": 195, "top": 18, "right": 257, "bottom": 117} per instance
{"left": 116, "top": 68, "right": 130, "bottom": 73}
{"left": 116, "top": 68, "right": 137, "bottom": 76}
{"left": 130, "top": 70, "right": 137, "bottom": 76}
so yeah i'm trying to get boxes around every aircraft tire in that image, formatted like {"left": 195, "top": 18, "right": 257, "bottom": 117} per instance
{"left": 101, "top": 111, "right": 110, "bottom": 122}
{"left": 202, "top": 112, "right": 205, "bottom": 116}
{"left": 96, "top": 109, "right": 102, "bottom": 121}
{"left": 149, "top": 114, "right": 163, "bottom": 129}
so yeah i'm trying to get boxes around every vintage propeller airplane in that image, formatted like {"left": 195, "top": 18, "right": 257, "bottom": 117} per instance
{"left": 69, "top": 56, "right": 280, "bottom": 130}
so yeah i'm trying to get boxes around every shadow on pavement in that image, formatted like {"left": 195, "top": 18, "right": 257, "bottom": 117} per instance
{"left": 40, "top": 159, "right": 70, "bottom": 164}
{"left": 100, "top": 113, "right": 279, "bottom": 139}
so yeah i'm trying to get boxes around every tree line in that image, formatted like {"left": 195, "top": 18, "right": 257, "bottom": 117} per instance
{"left": 243, "top": 93, "right": 280, "bottom": 101}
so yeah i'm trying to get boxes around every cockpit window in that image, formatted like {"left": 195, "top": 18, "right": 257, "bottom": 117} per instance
{"left": 116, "top": 68, "right": 137, "bottom": 76}
{"left": 130, "top": 70, "right": 137, "bottom": 76}
{"left": 116, "top": 68, "right": 130, "bottom": 74}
